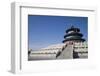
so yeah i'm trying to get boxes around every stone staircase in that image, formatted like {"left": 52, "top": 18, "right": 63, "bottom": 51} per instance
{"left": 56, "top": 44, "right": 73, "bottom": 59}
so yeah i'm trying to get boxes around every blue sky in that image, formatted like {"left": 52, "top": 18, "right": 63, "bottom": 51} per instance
{"left": 28, "top": 15, "right": 88, "bottom": 50}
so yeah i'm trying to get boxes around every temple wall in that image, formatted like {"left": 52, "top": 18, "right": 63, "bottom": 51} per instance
{"left": 73, "top": 42, "right": 88, "bottom": 58}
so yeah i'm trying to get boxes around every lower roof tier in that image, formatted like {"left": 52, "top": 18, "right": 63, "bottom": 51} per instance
{"left": 63, "top": 38, "right": 85, "bottom": 43}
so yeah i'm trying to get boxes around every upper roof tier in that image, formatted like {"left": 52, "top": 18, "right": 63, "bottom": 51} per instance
{"left": 66, "top": 26, "right": 80, "bottom": 33}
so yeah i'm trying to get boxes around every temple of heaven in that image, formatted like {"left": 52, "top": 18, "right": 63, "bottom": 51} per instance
{"left": 63, "top": 26, "right": 85, "bottom": 43}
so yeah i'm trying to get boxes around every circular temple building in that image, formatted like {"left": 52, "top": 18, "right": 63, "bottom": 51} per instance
{"left": 63, "top": 26, "right": 85, "bottom": 43}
